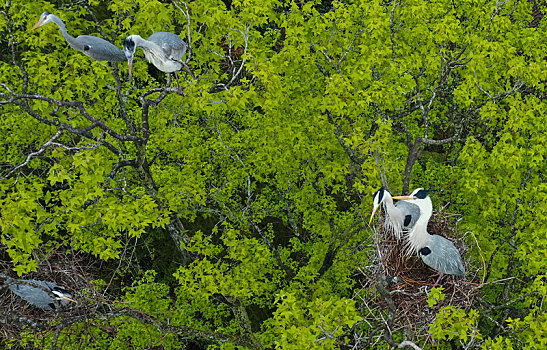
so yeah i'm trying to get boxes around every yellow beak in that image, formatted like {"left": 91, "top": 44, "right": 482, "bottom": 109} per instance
{"left": 392, "top": 195, "right": 414, "bottom": 200}
{"left": 368, "top": 206, "right": 380, "bottom": 225}
{"left": 31, "top": 18, "right": 45, "bottom": 31}
{"left": 61, "top": 295, "right": 77, "bottom": 303}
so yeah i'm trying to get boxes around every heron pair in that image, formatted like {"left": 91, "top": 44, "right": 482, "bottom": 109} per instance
{"left": 369, "top": 187, "right": 466, "bottom": 278}
{"left": 31, "top": 12, "right": 188, "bottom": 83}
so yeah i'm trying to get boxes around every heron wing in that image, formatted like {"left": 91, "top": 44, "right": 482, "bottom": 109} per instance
{"left": 8, "top": 280, "right": 57, "bottom": 310}
{"left": 149, "top": 32, "right": 187, "bottom": 61}
{"left": 394, "top": 200, "right": 420, "bottom": 229}
{"left": 76, "top": 35, "right": 126, "bottom": 62}
{"left": 420, "top": 235, "right": 465, "bottom": 276}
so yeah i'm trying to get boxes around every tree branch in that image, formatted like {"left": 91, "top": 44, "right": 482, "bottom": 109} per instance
{"left": 173, "top": 0, "right": 193, "bottom": 64}
{"left": 0, "top": 87, "right": 142, "bottom": 143}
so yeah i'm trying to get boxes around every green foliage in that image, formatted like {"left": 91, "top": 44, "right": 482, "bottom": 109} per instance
{"left": 1, "top": 0, "right": 547, "bottom": 348}
{"left": 427, "top": 287, "right": 446, "bottom": 307}
{"left": 262, "top": 291, "right": 361, "bottom": 349}
{"left": 430, "top": 306, "right": 481, "bottom": 345}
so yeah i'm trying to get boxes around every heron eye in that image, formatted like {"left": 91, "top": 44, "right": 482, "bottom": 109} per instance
{"left": 83, "top": 45, "right": 91, "bottom": 51}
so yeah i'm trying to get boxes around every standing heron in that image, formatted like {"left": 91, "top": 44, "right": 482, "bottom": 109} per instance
{"left": 369, "top": 186, "right": 421, "bottom": 240}
{"left": 122, "top": 32, "right": 191, "bottom": 84}
{"left": 6, "top": 278, "right": 76, "bottom": 311}
{"left": 393, "top": 188, "right": 466, "bottom": 277}
{"left": 31, "top": 12, "right": 126, "bottom": 62}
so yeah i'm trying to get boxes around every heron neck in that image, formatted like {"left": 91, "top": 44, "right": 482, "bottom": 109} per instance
{"left": 382, "top": 192, "right": 403, "bottom": 237}
{"left": 382, "top": 192, "right": 398, "bottom": 213}
{"left": 50, "top": 15, "right": 80, "bottom": 51}
{"left": 407, "top": 197, "right": 432, "bottom": 253}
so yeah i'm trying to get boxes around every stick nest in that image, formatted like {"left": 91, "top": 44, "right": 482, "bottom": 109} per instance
{"left": 359, "top": 210, "right": 481, "bottom": 346}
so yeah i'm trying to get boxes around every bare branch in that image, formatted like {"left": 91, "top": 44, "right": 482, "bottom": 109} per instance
{"left": 1, "top": 129, "right": 63, "bottom": 180}
{"left": 107, "top": 160, "right": 136, "bottom": 180}
{"left": 337, "top": 29, "right": 363, "bottom": 70}
{"left": 172, "top": 0, "right": 193, "bottom": 64}
{"left": 0, "top": 87, "right": 142, "bottom": 143}
{"left": 419, "top": 134, "right": 460, "bottom": 146}
{"left": 474, "top": 73, "right": 523, "bottom": 102}
{"left": 486, "top": 0, "right": 507, "bottom": 41}
{"left": 209, "top": 23, "right": 252, "bottom": 92}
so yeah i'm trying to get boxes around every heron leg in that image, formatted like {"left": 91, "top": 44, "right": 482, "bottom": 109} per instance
{"left": 174, "top": 71, "right": 181, "bottom": 87}
{"left": 166, "top": 73, "right": 172, "bottom": 87}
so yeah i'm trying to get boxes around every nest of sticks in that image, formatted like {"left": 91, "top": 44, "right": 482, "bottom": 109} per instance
{"left": 361, "top": 210, "right": 482, "bottom": 346}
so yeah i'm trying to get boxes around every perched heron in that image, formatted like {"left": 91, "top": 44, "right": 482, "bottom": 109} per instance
{"left": 31, "top": 12, "right": 126, "bottom": 62}
{"left": 393, "top": 188, "right": 465, "bottom": 277}
{"left": 6, "top": 278, "right": 76, "bottom": 311}
{"left": 122, "top": 32, "right": 190, "bottom": 84}
{"left": 369, "top": 186, "right": 420, "bottom": 240}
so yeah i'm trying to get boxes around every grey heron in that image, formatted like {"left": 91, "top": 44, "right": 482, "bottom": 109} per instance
{"left": 393, "top": 188, "right": 466, "bottom": 277}
{"left": 6, "top": 278, "right": 76, "bottom": 311}
{"left": 122, "top": 32, "right": 190, "bottom": 83}
{"left": 369, "top": 186, "right": 420, "bottom": 240}
{"left": 31, "top": 12, "right": 126, "bottom": 62}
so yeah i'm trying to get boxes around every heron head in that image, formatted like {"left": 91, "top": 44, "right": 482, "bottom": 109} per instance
{"left": 51, "top": 287, "right": 77, "bottom": 305}
{"left": 31, "top": 12, "right": 53, "bottom": 30}
{"left": 392, "top": 188, "right": 432, "bottom": 201}
{"left": 369, "top": 187, "right": 386, "bottom": 225}
{"left": 123, "top": 36, "right": 138, "bottom": 75}
{"left": 412, "top": 188, "right": 432, "bottom": 199}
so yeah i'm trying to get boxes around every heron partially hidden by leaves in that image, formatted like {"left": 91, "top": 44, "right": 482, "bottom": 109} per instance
{"left": 369, "top": 186, "right": 421, "bottom": 240}
{"left": 393, "top": 188, "right": 466, "bottom": 277}
{"left": 4, "top": 277, "right": 76, "bottom": 311}
{"left": 123, "top": 32, "right": 192, "bottom": 84}
{"left": 31, "top": 12, "right": 126, "bottom": 62}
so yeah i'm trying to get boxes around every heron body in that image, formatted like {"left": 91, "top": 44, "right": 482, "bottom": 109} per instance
{"left": 31, "top": 12, "right": 126, "bottom": 62}
{"left": 7, "top": 279, "right": 76, "bottom": 311}
{"left": 393, "top": 188, "right": 465, "bottom": 277}
{"left": 369, "top": 187, "right": 421, "bottom": 240}
{"left": 123, "top": 32, "right": 187, "bottom": 76}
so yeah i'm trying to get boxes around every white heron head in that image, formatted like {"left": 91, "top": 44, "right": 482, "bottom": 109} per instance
{"left": 51, "top": 286, "right": 77, "bottom": 306}
{"left": 369, "top": 186, "right": 387, "bottom": 225}
{"left": 393, "top": 188, "right": 432, "bottom": 201}
{"left": 31, "top": 12, "right": 55, "bottom": 30}
{"left": 393, "top": 188, "right": 434, "bottom": 228}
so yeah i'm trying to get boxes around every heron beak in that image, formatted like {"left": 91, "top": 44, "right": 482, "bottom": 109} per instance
{"left": 127, "top": 56, "right": 133, "bottom": 76}
{"left": 61, "top": 295, "right": 77, "bottom": 303}
{"left": 392, "top": 195, "right": 415, "bottom": 200}
{"left": 31, "top": 18, "right": 45, "bottom": 31}
{"left": 368, "top": 206, "right": 379, "bottom": 225}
